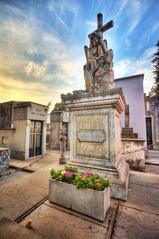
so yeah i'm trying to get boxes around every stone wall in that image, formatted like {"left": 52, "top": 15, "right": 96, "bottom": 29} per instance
{"left": 50, "top": 111, "right": 62, "bottom": 149}
{"left": 122, "top": 138, "right": 145, "bottom": 171}
{"left": 0, "top": 102, "right": 13, "bottom": 129}
{"left": 0, "top": 120, "right": 27, "bottom": 160}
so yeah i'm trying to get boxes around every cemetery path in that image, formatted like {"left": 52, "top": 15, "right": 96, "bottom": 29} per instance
{"left": 112, "top": 171, "right": 159, "bottom": 239}
{"left": 0, "top": 151, "right": 159, "bottom": 239}
{"left": 18, "top": 169, "right": 159, "bottom": 239}
{"left": 0, "top": 151, "right": 64, "bottom": 221}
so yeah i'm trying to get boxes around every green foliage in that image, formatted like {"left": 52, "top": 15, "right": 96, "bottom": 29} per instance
{"left": 65, "top": 165, "right": 78, "bottom": 172}
{"left": 50, "top": 166, "right": 110, "bottom": 191}
{"left": 53, "top": 101, "right": 64, "bottom": 111}
{"left": 150, "top": 40, "right": 159, "bottom": 96}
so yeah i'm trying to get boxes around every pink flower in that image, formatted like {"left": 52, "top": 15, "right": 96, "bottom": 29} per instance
{"left": 83, "top": 171, "right": 93, "bottom": 177}
{"left": 72, "top": 172, "right": 77, "bottom": 175}
{"left": 88, "top": 171, "right": 93, "bottom": 176}
{"left": 65, "top": 171, "right": 70, "bottom": 177}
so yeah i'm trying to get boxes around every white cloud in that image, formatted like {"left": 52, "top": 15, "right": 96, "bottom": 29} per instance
{"left": 113, "top": 0, "right": 128, "bottom": 19}
{"left": 47, "top": 0, "right": 80, "bottom": 33}
{"left": 48, "top": 0, "right": 79, "bottom": 16}
{"left": 86, "top": 20, "right": 96, "bottom": 30}
{"left": 0, "top": 0, "right": 156, "bottom": 107}
{"left": 24, "top": 61, "right": 48, "bottom": 79}
{"left": 114, "top": 47, "right": 155, "bottom": 94}
{"left": 0, "top": 1, "right": 84, "bottom": 106}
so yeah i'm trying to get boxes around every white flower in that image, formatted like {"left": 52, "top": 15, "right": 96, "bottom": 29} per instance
{"left": 61, "top": 170, "right": 66, "bottom": 175}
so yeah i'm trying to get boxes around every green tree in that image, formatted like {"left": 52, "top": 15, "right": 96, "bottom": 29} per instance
{"left": 150, "top": 41, "right": 159, "bottom": 96}
{"left": 53, "top": 100, "right": 64, "bottom": 111}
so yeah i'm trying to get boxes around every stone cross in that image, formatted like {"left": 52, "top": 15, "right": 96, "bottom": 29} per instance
{"left": 125, "top": 105, "right": 130, "bottom": 128}
{"left": 89, "top": 13, "right": 114, "bottom": 39}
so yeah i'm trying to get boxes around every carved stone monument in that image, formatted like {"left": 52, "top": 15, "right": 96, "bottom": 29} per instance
{"left": 84, "top": 13, "right": 115, "bottom": 92}
{"left": 61, "top": 13, "right": 129, "bottom": 200}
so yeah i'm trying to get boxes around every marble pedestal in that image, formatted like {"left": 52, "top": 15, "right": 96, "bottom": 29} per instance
{"left": 61, "top": 88, "right": 129, "bottom": 200}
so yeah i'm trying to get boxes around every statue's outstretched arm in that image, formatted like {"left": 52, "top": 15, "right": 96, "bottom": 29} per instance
{"left": 84, "top": 45, "right": 89, "bottom": 62}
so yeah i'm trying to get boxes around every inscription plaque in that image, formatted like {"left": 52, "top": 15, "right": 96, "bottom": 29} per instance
{"left": 78, "top": 130, "right": 106, "bottom": 143}
{"left": 62, "top": 111, "right": 69, "bottom": 123}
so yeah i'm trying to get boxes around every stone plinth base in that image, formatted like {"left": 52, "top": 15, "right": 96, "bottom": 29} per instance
{"left": 62, "top": 88, "right": 129, "bottom": 200}
{"left": 59, "top": 157, "right": 66, "bottom": 164}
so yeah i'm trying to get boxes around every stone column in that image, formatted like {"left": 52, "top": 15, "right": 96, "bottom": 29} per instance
{"left": 42, "top": 122, "right": 46, "bottom": 156}
{"left": 25, "top": 120, "right": 31, "bottom": 159}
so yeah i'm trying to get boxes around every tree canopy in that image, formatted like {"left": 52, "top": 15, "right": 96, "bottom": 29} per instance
{"left": 150, "top": 41, "right": 159, "bottom": 97}
{"left": 53, "top": 101, "right": 64, "bottom": 111}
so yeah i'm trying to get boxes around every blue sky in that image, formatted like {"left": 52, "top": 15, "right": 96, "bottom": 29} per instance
{"left": 0, "top": 0, "right": 158, "bottom": 107}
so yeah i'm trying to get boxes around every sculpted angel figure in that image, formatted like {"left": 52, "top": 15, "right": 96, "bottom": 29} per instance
{"left": 83, "top": 13, "right": 115, "bottom": 91}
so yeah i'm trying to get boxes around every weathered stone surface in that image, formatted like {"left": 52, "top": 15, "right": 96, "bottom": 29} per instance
{"left": 78, "top": 130, "right": 106, "bottom": 143}
{"left": 0, "top": 217, "right": 43, "bottom": 239}
{"left": 63, "top": 89, "right": 129, "bottom": 200}
{"left": 49, "top": 179, "right": 110, "bottom": 221}
{"left": 75, "top": 113, "right": 109, "bottom": 160}
{"left": 122, "top": 139, "right": 145, "bottom": 171}
{"left": 61, "top": 88, "right": 125, "bottom": 111}
{"left": 20, "top": 202, "right": 110, "bottom": 239}
{"left": 112, "top": 206, "right": 159, "bottom": 239}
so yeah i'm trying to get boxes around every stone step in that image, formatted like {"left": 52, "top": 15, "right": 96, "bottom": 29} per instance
{"left": 121, "top": 133, "right": 138, "bottom": 139}
{"left": 146, "top": 159, "right": 159, "bottom": 165}
{"left": 148, "top": 150, "right": 159, "bottom": 159}
{"left": 148, "top": 150, "right": 159, "bottom": 155}
{"left": 121, "top": 128, "right": 133, "bottom": 133}
{"left": 148, "top": 155, "right": 159, "bottom": 159}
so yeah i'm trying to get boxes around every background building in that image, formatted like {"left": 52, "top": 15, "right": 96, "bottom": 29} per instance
{"left": 145, "top": 96, "right": 159, "bottom": 149}
{"left": 0, "top": 101, "right": 47, "bottom": 160}
{"left": 115, "top": 74, "right": 147, "bottom": 143}
{"left": 50, "top": 110, "right": 69, "bottom": 150}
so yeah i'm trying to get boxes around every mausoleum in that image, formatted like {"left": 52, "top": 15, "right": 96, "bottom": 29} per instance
{"left": 145, "top": 95, "right": 159, "bottom": 149}
{"left": 0, "top": 101, "right": 47, "bottom": 160}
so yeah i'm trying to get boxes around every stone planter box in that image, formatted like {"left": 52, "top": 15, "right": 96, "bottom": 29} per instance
{"left": 49, "top": 179, "right": 110, "bottom": 221}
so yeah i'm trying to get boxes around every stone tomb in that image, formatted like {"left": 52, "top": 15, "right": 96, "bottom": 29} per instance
{"left": 62, "top": 13, "right": 129, "bottom": 200}
{"left": 62, "top": 88, "right": 129, "bottom": 200}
